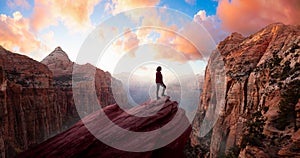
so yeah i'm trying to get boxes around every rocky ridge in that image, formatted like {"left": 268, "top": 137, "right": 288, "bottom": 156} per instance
{"left": 18, "top": 96, "right": 191, "bottom": 158}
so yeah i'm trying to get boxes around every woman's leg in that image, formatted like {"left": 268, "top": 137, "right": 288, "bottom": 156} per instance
{"left": 160, "top": 83, "right": 167, "bottom": 96}
{"left": 156, "top": 83, "right": 160, "bottom": 99}
{"left": 161, "top": 85, "right": 166, "bottom": 96}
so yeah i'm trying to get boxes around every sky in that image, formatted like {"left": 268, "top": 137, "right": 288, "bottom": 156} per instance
{"left": 1, "top": 0, "right": 300, "bottom": 76}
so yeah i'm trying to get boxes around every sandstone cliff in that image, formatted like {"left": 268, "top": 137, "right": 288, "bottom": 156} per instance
{"left": 41, "top": 47, "right": 122, "bottom": 129}
{"left": 0, "top": 46, "right": 122, "bottom": 157}
{"left": 18, "top": 96, "right": 191, "bottom": 158}
{"left": 188, "top": 23, "right": 300, "bottom": 157}
{"left": 0, "top": 46, "right": 62, "bottom": 157}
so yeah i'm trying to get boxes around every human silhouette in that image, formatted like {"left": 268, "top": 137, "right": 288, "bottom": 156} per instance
{"left": 156, "top": 66, "right": 166, "bottom": 99}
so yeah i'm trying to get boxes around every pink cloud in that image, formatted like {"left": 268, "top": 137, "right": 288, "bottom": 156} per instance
{"left": 0, "top": 11, "right": 41, "bottom": 53}
{"left": 30, "top": 0, "right": 101, "bottom": 31}
{"left": 123, "top": 29, "right": 140, "bottom": 56}
{"left": 30, "top": 0, "right": 57, "bottom": 32}
{"left": 112, "top": 28, "right": 140, "bottom": 57}
{"left": 153, "top": 27, "right": 203, "bottom": 62}
{"left": 217, "top": 0, "right": 300, "bottom": 35}
{"left": 154, "top": 45, "right": 189, "bottom": 63}
{"left": 108, "top": 6, "right": 221, "bottom": 63}
{"left": 193, "top": 10, "right": 228, "bottom": 43}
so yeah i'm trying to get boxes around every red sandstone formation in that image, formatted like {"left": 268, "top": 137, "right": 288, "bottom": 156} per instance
{"left": 0, "top": 46, "right": 123, "bottom": 157}
{"left": 188, "top": 23, "right": 300, "bottom": 157}
{"left": 18, "top": 97, "right": 191, "bottom": 158}
{"left": 0, "top": 46, "right": 61, "bottom": 157}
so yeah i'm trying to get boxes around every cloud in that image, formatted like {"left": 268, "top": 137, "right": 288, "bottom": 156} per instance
{"left": 193, "top": 10, "right": 228, "bottom": 43}
{"left": 112, "top": 28, "right": 140, "bottom": 57}
{"left": 151, "top": 26, "right": 203, "bottom": 62}
{"left": 123, "top": 28, "right": 140, "bottom": 56}
{"left": 156, "top": 26, "right": 177, "bottom": 43}
{"left": 154, "top": 45, "right": 189, "bottom": 63}
{"left": 1, "top": 0, "right": 102, "bottom": 60}
{"left": 150, "top": 11, "right": 222, "bottom": 62}
{"left": 7, "top": 0, "right": 30, "bottom": 9}
{"left": 105, "top": 0, "right": 160, "bottom": 15}
{"left": 30, "top": 0, "right": 57, "bottom": 31}
{"left": 41, "top": 31, "right": 58, "bottom": 49}
{"left": 185, "top": 0, "right": 196, "bottom": 5}
{"left": 0, "top": 11, "right": 59, "bottom": 60}
{"left": 217, "top": 0, "right": 300, "bottom": 35}
{"left": 30, "top": 0, "right": 101, "bottom": 32}
{"left": 0, "top": 11, "right": 42, "bottom": 53}
{"left": 119, "top": 24, "right": 201, "bottom": 62}
{"left": 108, "top": 7, "right": 218, "bottom": 63}
{"left": 173, "top": 35, "right": 201, "bottom": 60}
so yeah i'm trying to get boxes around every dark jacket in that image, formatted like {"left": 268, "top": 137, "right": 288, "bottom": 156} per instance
{"left": 156, "top": 71, "right": 163, "bottom": 83}
{"left": 156, "top": 72, "right": 166, "bottom": 88}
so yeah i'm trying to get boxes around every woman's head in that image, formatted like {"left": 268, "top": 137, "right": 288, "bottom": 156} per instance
{"left": 156, "top": 66, "right": 162, "bottom": 72}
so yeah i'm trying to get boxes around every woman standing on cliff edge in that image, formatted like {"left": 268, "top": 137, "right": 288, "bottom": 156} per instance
{"left": 156, "top": 66, "right": 166, "bottom": 99}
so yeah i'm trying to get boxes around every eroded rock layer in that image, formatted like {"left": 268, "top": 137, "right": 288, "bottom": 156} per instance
{"left": 0, "top": 46, "right": 122, "bottom": 157}
{"left": 188, "top": 23, "right": 300, "bottom": 157}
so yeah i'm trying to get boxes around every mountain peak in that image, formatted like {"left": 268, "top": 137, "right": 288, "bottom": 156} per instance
{"left": 41, "top": 47, "right": 73, "bottom": 78}
{"left": 55, "top": 46, "right": 63, "bottom": 51}
{"left": 46, "top": 46, "right": 70, "bottom": 61}
{"left": 42, "top": 46, "right": 71, "bottom": 63}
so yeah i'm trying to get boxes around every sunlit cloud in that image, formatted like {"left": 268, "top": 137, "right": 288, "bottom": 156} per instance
{"left": 217, "top": 0, "right": 300, "bottom": 35}
{"left": 0, "top": 11, "right": 42, "bottom": 53}
{"left": 41, "top": 31, "right": 58, "bottom": 49}
{"left": 154, "top": 31, "right": 202, "bottom": 62}
{"left": 31, "top": 0, "right": 101, "bottom": 32}
{"left": 193, "top": 10, "right": 228, "bottom": 43}
{"left": 123, "top": 33, "right": 139, "bottom": 54}
{"left": 0, "top": 0, "right": 102, "bottom": 59}
{"left": 122, "top": 28, "right": 140, "bottom": 57}
{"left": 154, "top": 45, "right": 190, "bottom": 63}
{"left": 106, "top": 7, "right": 217, "bottom": 63}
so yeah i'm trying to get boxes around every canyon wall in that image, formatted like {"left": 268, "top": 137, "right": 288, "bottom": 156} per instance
{"left": 0, "top": 46, "right": 122, "bottom": 157}
{"left": 188, "top": 23, "right": 300, "bottom": 157}
{"left": 41, "top": 47, "right": 123, "bottom": 128}
{"left": 0, "top": 46, "right": 61, "bottom": 157}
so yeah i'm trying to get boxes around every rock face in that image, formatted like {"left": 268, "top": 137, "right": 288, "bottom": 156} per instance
{"left": 188, "top": 23, "right": 300, "bottom": 157}
{"left": 0, "top": 46, "right": 122, "bottom": 157}
{"left": 18, "top": 97, "right": 192, "bottom": 158}
{"left": 0, "top": 46, "right": 61, "bottom": 157}
{"left": 41, "top": 47, "right": 73, "bottom": 82}
{"left": 41, "top": 47, "right": 121, "bottom": 129}
{"left": 42, "top": 47, "right": 120, "bottom": 106}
